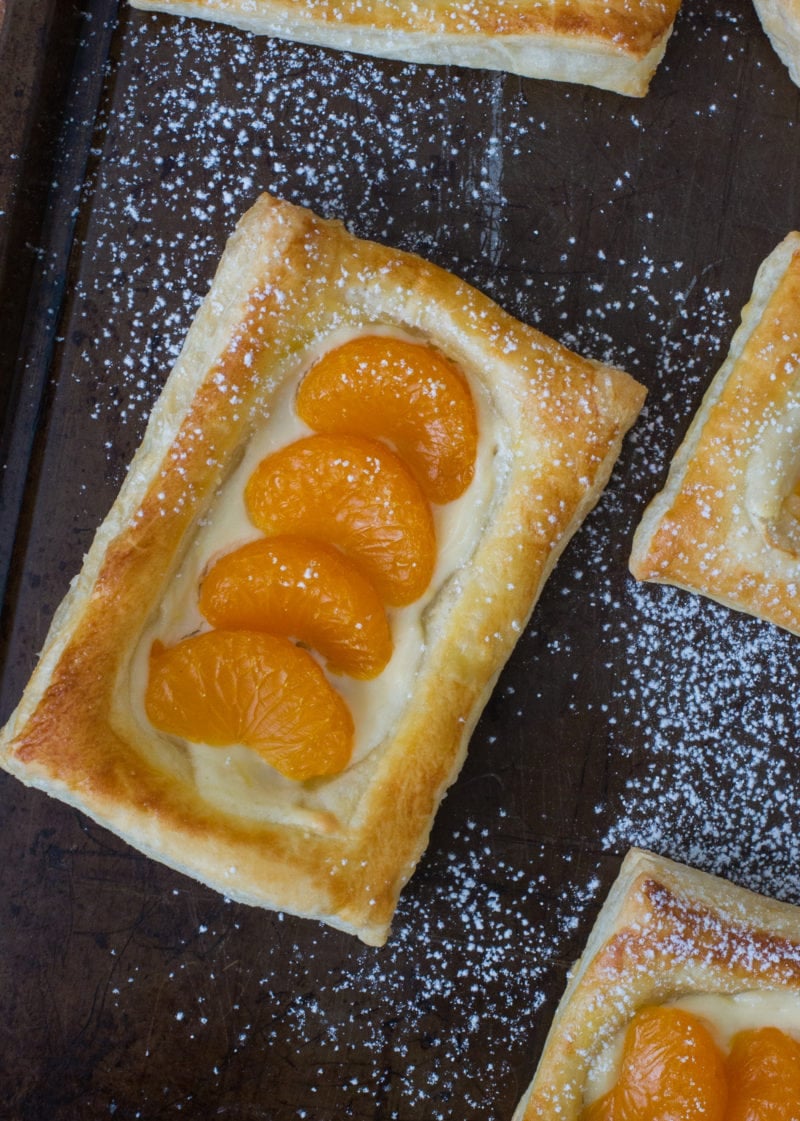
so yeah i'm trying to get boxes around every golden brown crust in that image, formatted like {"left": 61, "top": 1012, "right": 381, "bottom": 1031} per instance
{"left": 0, "top": 194, "right": 644, "bottom": 944}
{"left": 128, "top": 0, "right": 681, "bottom": 96}
{"left": 514, "top": 848, "right": 800, "bottom": 1119}
{"left": 630, "top": 232, "right": 800, "bottom": 636}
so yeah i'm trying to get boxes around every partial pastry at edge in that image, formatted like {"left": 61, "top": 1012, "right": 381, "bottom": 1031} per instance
{"left": 513, "top": 848, "right": 800, "bottom": 1119}
{"left": 128, "top": 0, "right": 682, "bottom": 97}
{"left": 630, "top": 231, "right": 800, "bottom": 636}
{"left": 754, "top": 0, "right": 800, "bottom": 88}
{"left": 0, "top": 193, "right": 644, "bottom": 945}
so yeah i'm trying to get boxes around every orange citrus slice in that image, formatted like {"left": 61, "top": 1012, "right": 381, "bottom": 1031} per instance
{"left": 583, "top": 1006, "right": 727, "bottom": 1121}
{"left": 199, "top": 537, "right": 392, "bottom": 679}
{"left": 726, "top": 1026, "right": 800, "bottom": 1120}
{"left": 243, "top": 434, "right": 436, "bottom": 607}
{"left": 295, "top": 335, "right": 478, "bottom": 503}
{"left": 145, "top": 630, "right": 354, "bottom": 781}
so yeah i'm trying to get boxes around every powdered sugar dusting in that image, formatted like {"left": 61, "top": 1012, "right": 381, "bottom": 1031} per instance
{"left": 82, "top": 813, "right": 601, "bottom": 1118}
{"left": 7, "top": 0, "right": 800, "bottom": 1116}
{"left": 257, "top": 820, "right": 598, "bottom": 1119}
{"left": 71, "top": 15, "right": 526, "bottom": 457}
{"left": 563, "top": 269, "right": 800, "bottom": 906}
{"left": 603, "top": 576, "right": 800, "bottom": 902}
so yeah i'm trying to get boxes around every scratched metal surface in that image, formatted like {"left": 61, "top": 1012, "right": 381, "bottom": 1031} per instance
{"left": 2, "top": 2, "right": 800, "bottom": 1118}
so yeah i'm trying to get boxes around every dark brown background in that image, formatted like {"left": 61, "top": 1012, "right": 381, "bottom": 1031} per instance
{"left": 2, "top": 2, "right": 800, "bottom": 1118}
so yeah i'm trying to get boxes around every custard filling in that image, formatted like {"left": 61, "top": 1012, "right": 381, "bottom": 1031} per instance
{"left": 130, "top": 326, "right": 501, "bottom": 822}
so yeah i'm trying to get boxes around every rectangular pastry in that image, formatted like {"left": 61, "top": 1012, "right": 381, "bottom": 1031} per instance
{"left": 630, "top": 232, "right": 800, "bottom": 636}
{"left": 514, "top": 847, "right": 800, "bottom": 1118}
{"left": 128, "top": 0, "right": 682, "bottom": 97}
{"left": 0, "top": 193, "right": 644, "bottom": 945}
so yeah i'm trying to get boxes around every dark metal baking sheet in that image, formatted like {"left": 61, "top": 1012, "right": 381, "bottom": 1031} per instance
{"left": 2, "top": 2, "right": 800, "bottom": 1117}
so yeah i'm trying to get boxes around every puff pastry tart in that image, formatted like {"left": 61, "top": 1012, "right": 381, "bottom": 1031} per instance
{"left": 754, "top": 0, "right": 800, "bottom": 88}
{"left": 0, "top": 193, "right": 644, "bottom": 945}
{"left": 128, "top": 0, "right": 682, "bottom": 97}
{"left": 630, "top": 232, "right": 800, "bottom": 636}
{"left": 514, "top": 847, "right": 800, "bottom": 1118}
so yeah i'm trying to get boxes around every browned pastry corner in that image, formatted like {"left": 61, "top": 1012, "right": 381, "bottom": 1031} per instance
{"left": 128, "top": 0, "right": 682, "bottom": 97}
{"left": 513, "top": 848, "right": 800, "bottom": 1118}
{"left": 754, "top": 0, "right": 800, "bottom": 87}
{"left": 0, "top": 193, "right": 644, "bottom": 945}
{"left": 630, "top": 231, "right": 800, "bottom": 636}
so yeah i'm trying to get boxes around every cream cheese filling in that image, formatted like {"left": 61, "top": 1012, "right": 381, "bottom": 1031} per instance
{"left": 128, "top": 324, "right": 502, "bottom": 828}
{"left": 584, "top": 990, "right": 800, "bottom": 1104}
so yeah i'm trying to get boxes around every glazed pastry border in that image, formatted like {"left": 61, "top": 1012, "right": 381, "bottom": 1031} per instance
{"left": 630, "top": 231, "right": 800, "bottom": 635}
{"left": 128, "top": 0, "right": 681, "bottom": 97}
{"left": 514, "top": 847, "right": 800, "bottom": 1119}
{"left": 0, "top": 193, "right": 644, "bottom": 945}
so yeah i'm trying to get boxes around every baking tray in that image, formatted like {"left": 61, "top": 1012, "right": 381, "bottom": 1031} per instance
{"left": 2, "top": 1, "right": 800, "bottom": 1117}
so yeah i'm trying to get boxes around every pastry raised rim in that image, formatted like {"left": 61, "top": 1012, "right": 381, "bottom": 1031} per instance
{"left": 0, "top": 193, "right": 644, "bottom": 944}
{"left": 514, "top": 847, "right": 800, "bottom": 1118}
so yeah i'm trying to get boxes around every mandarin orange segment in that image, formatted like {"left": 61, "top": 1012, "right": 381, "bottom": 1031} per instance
{"left": 582, "top": 1006, "right": 727, "bottom": 1121}
{"left": 295, "top": 335, "right": 478, "bottom": 503}
{"left": 145, "top": 630, "right": 354, "bottom": 781}
{"left": 726, "top": 1026, "right": 800, "bottom": 1121}
{"left": 198, "top": 536, "right": 392, "bottom": 679}
{"left": 244, "top": 434, "right": 436, "bottom": 607}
